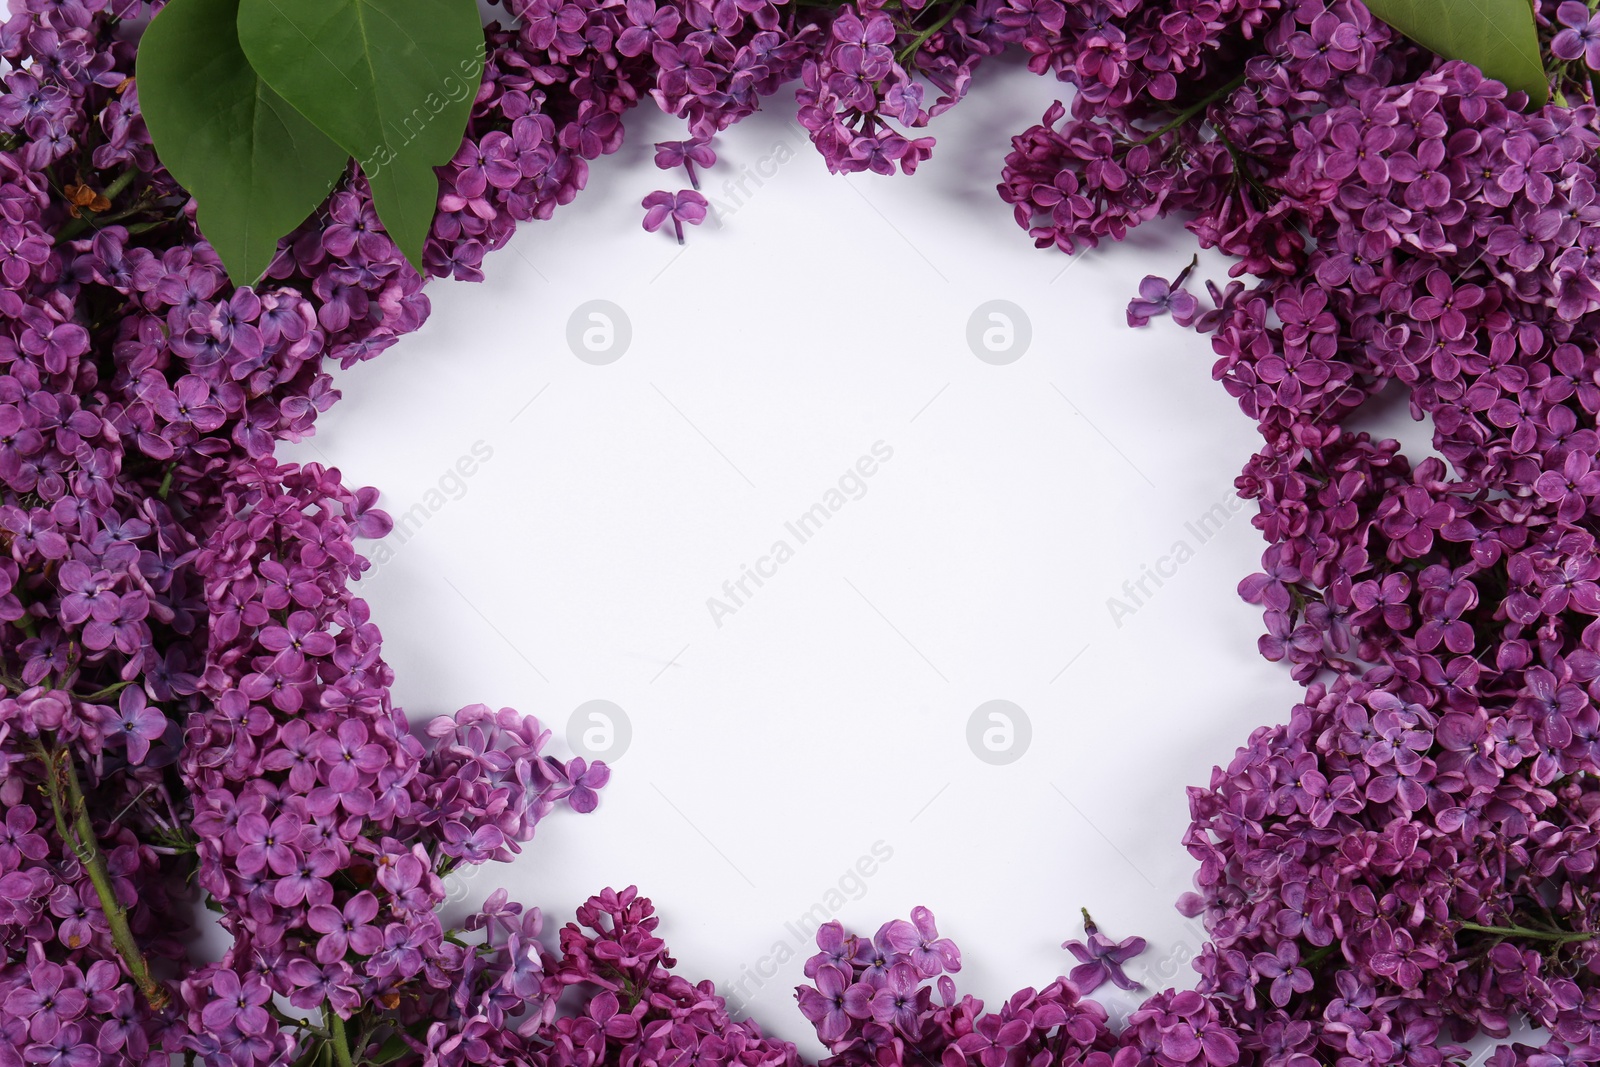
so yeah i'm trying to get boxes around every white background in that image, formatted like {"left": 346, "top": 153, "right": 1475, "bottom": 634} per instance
{"left": 284, "top": 57, "right": 1432, "bottom": 1054}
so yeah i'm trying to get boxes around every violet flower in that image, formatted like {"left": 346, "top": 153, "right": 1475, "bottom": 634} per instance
{"left": 1062, "top": 911, "right": 1146, "bottom": 992}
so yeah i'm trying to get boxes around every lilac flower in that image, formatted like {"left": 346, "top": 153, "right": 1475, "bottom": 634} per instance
{"left": 619, "top": 0, "right": 682, "bottom": 57}
{"left": 0, "top": 806, "right": 46, "bottom": 868}
{"left": 1553, "top": 2, "right": 1600, "bottom": 69}
{"left": 905, "top": 905, "right": 960, "bottom": 977}
{"left": 563, "top": 757, "right": 610, "bottom": 814}
{"left": 955, "top": 1011, "right": 1032, "bottom": 1067}
{"left": 1062, "top": 914, "right": 1146, "bottom": 992}
{"left": 0, "top": 223, "right": 50, "bottom": 285}
{"left": 498, "top": 931, "right": 545, "bottom": 998}
{"left": 1127, "top": 272, "right": 1201, "bottom": 328}
{"left": 5, "top": 962, "right": 85, "bottom": 1042}
{"left": 440, "top": 822, "right": 507, "bottom": 863}
{"left": 104, "top": 686, "right": 166, "bottom": 764}
{"left": 234, "top": 812, "right": 302, "bottom": 876}
{"left": 870, "top": 963, "right": 926, "bottom": 1036}
{"left": 284, "top": 958, "right": 359, "bottom": 1017}
{"left": 317, "top": 719, "right": 387, "bottom": 791}
{"left": 306, "top": 890, "right": 383, "bottom": 963}
{"left": 1131, "top": 989, "right": 1239, "bottom": 1066}
{"left": 654, "top": 138, "right": 716, "bottom": 189}
{"left": 641, "top": 189, "right": 709, "bottom": 244}
{"left": 797, "top": 964, "right": 856, "bottom": 1041}
{"left": 1251, "top": 942, "right": 1313, "bottom": 1007}
{"left": 21, "top": 1023, "right": 97, "bottom": 1067}
{"left": 197, "top": 969, "right": 272, "bottom": 1036}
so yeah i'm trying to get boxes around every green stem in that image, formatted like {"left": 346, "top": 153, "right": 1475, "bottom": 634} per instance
{"left": 124, "top": 218, "right": 179, "bottom": 237}
{"left": 40, "top": 743, "right": 169, "bottom": 1008}
{"left": 1136, "top": 72, "right": 1249, "bottom": 145}
{"left": 78, "top": 679, "right": 133, "bottom": 702}
{"left": 1458, "top": 921, "right": 1595, "bottom": 944}
{"left": 269, "top": 1002, "right": 328, "bottom": 1038}
{"left": 53, "top": 170, "right": 152, "bottom": 244}
{"left": 54, "top": 219, "right": 91, "bottom": 244}
{"left": 80, "top": 205, "right": 144, "bottom": 229}
{"left": 898, "top": 2, "right": 963, "bottom": 63}
{"left": 329, "top": 1009, "right": 355, "bottom": 1067}
{"left": 1301, "top": 943, "right": 1338, "bottom": 967}
{"left": 54, "top": 198, "right": 160, "bottom": 244}
{"left": 100, "top": 168, "right": 139, "bottom": 204}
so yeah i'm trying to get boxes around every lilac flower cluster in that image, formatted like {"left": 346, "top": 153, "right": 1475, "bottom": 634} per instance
{"left": 998, "top": 0, "right": 1404, "bottom": 266}
{"left": 795, "top": 910, "right": 1123, "bottom": 1067}
{"left": 473, "top": 0, "right": 814, "bottom": 250}
{"left": 795, "top": 6, "right": 941, "bottom": 175}
{"left": 521, "top": 887, "right": 799, "bottom": 1067}
{"left": 989, "top": 3, "right": 1600, "bottom": 1067}
{"left": 276, "top": 885, "right": 796, "bottom": 1067}
{"left": 182, "top": 457, "right": 607, "bottom": 1059}
{"left": 1174, "top": 59, "right": 1600, "bottom": 1063}
{"left": 0, "top": 0, "right": 631, "bottom": 1059}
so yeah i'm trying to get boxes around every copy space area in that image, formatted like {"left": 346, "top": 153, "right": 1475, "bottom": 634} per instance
{"left": 285, "top": 59, "right": 1307, "bottom": 1053}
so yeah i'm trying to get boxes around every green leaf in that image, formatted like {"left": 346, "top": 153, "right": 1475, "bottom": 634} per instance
{"left": 136, "top": 0, "right": 349, "bottom": 286}
{"left": 1361, "top": 0, "right": 1548, "bottom": 106}
{"left": 236, "top": 0, "right": 487, "bottom": 271}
